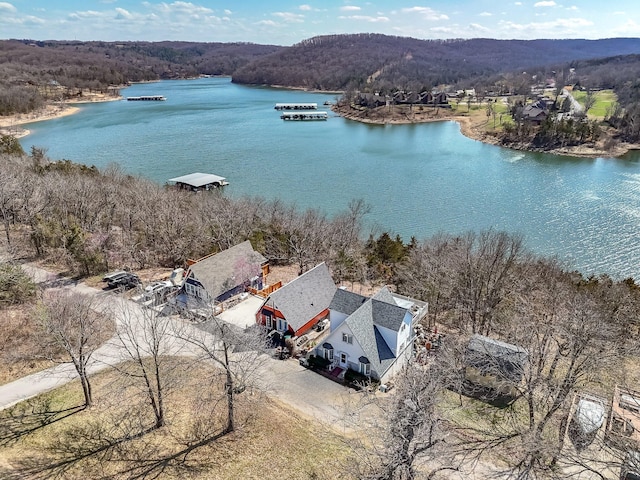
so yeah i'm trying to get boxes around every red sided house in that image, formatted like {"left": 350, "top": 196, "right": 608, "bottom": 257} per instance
{"left": 256, "top": 262, "right": 337, "bottom": 337}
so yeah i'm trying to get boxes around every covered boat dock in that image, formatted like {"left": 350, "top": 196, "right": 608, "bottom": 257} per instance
{"left": 274, "top": 103, "right": 317, "bottom": 110}
{"left": 168, "top": 172, "right": 229, "bottom": 192}
{"left": 280, "top": 111, "right": 328, "bottom": 121}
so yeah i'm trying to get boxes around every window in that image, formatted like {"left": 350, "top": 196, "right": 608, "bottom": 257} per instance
{"left": 342, "top": 333, "right": 353, "bottom": 344}
{"left": 277, "top": 318, "right": 288, "bottom": 332}
{"left": 324, "top": 347, "right": 334, "bottom": 361}
{"left": 360, "top": 362, "right": 371, "bottom": 376}
{"left": 340, "top": 353, "right": 348, "bottom": 365}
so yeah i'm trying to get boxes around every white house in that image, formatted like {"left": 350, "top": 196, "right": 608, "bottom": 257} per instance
{"left": 315, "top": 287, "right": 427, "bottom": 383}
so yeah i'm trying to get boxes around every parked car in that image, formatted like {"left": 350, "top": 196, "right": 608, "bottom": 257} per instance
{"left": 143, "top": 280, "right": 174, "bottom": 300}
{"left": 104, "top": 271, "right": 140, "bottom": 289}
{"left": 102, "top": 270, "right": 128, "bottom": 283}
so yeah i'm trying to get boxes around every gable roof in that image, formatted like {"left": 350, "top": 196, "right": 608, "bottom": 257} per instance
{"left": 266, "top": 263, "right": 337, "bottom": 332}
{"left": 329, "top": 288, "right": 368, "bottom": 316}
{"left": 345, "top": 300, "right": 397, "bottom": 377}
{"left": 371, "top": 298, "right": 408, "bottom": 332}
{"left": 188, "top": 241, "right": 266, "bottom": 300}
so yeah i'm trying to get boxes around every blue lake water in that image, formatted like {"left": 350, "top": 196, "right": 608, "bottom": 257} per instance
{"left": 20, "top": 77, "right": 640, "bottom": 279}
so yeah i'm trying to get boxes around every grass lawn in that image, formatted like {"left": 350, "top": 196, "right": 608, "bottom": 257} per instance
{"left": 572, "top": 89, "right": 617, "bottom": 119}
{"left": 0, "top": 360, "right": 351, "bottom": 480}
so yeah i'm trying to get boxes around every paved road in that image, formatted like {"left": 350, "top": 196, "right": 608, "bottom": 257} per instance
{"left": 0, "top": 265, "right": 355, "bottom": 429}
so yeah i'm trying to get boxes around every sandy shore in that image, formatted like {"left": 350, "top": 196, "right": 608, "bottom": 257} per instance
{"left": 0, "top": 94, "right": 121, "bottom": 138}
{"left": 332, "top": 104, "right": 640, "bottom": 159}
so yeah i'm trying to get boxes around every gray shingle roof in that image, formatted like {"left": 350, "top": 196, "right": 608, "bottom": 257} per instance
{"left": 345, "top": 301, "right": 396, "bottom": 378}
{"left": 266, "top": 263, "right": 337, "bottom": 332}
{"left": 188, "top": 241, "right": 266, "bottom": 300}
{"left": 329, "top": 288, "right": 368, "bottom": 316}
{"left": 371, "top": 298, "right": 407, "bottom": 332}
{"left": 465, "top": 334, "right": 529, "bottom": 383}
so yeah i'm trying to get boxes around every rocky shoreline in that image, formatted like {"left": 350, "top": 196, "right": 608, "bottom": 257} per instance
{"left": 332, "top": 104, "right": 640, "bottom": 159}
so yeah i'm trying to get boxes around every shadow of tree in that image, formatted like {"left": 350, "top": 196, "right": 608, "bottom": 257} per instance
{"left": 0, "top": 414, "right": 227, "bottom": 480}
{"left": 0, "top": 396, "right": 85, "bottom": 447}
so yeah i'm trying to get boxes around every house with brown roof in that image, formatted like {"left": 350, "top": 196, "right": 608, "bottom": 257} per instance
{"left": 179, "top": 240, "right": 267, "bottom": 306}
{"left": 255, "top": 263, "right": 337, "bottom": 337}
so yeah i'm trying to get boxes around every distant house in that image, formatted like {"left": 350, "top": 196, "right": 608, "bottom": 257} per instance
{"left": 314, "top": 286, "right": 427, "bottom": 383}
{"left": 180, "top": 241, "right": 267, "bottom": 306}
{"left": 464, "top": 334, "right": 528, "bottom": 399}
{"left": 418, "top": 91, "right": 450, "bottom": 107}
{"left": 256, "top": 263, "right": 337, "bottom": 337}
{"left": 521, "top": 100, "right": 549, "bottom": 125}
{"left": 355, "top": 93, "right": 387, "bottom": 108}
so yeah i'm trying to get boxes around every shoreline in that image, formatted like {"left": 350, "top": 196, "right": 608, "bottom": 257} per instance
{"left": 0, "top": 94, "right": 121, "bottom": 139}
{"left": 332, "top": 104, "right": 640, "bottom": 159}
{"left": 3, "top": 87, "right": 638, "bottom": 159}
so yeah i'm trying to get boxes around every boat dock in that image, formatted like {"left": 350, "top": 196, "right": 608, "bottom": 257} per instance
{"left": 274, "top": 103, "right": 317, "bottom": 110}
{"left": 168, "top": 172, "right": 229, "bottom": 192}
{"left": 280, "top": 111, "right": 328, "bottom": 121}
{"left": 127, "top": 95, "right": 166, "bottom": 101}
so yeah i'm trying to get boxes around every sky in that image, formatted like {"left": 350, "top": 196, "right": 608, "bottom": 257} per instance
{"left": 1, "top": 1, "right": 639, "bottom": 45}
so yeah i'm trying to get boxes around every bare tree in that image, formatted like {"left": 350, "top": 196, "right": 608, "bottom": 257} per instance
{"left": 449, "top": 264, "right": 631, "bottom": 480}
{"left": 36, "top": 290, "right": 112, "bottom": 407}
{"left": 111, "top": 298, "right": 186, "bottom": 430}
{"left": 345, "top": 362, "right": 459, "bottom": 480}
{"left": 181, "top": 314, "right": 267, "bottom": 434}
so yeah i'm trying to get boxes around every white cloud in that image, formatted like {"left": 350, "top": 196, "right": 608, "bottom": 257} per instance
{"left": 338, "top": 15, "right": 389, "bottom": 23}
{"left": 115, "top": 8, "right": 133, "bottom": 19}
{"left": 499, "top": 17, "right": 594, "bottom": 36}
{"left": 0, "top": 2, "right": 17, "bottom": 12}
{"left": 272, "top": 11, "right": 304, "bottom": 23}
{"left": 469, "top": 23, "right": 490, "bottom": 32}
{"left": 224, "top": 9, "right": 232, "bottom": 15}
{"left": 299, "top": 4, "right": 312, "bottom": 11}
{"left": 534, "top": 1, "right": 556, "bottom": 7}
{"left": 340, "top": 5, "right": 361, "bottom": 11}
{"left": 255, "top": 19, "right": 277, "bottom": 26}
{"left": 400, "top": 6, "right": 448, "bottom": 21}
{"left": 566, "top": 5, "right": 578, "bottom": 10}
{"left": 515, "top": 1, "right": 522, "bottom": 4}
{"left": 161, "top": 2, "right": 214, "bottom": 15}
{"left": 479, "top": 12, "right": 492, "bottom": 17}
{"left": 613, "top": 19, "right": 640, "bottom": 36}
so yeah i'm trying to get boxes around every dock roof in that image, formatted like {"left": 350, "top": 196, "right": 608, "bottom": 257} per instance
{"left": 168, "top": 172, "right": 227, "bottom": 188}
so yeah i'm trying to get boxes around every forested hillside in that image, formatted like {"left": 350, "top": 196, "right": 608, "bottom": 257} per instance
{"left": 231, "top": 34, "right": 640, "bottom": 91}
{"left": 0, "top": 39, "right": 282, "bottom": 115}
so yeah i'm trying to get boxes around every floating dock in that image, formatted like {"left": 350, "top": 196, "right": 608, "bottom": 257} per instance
{"left": 168, "top": 172, "right": 229, "bottom": 192}
{"left": 127, "top": 95, "right": 166, "bottom": 101}
{"left": 274, "top": 103, "right": 317, "bottom": 110}
{"left": 280, "top": 111, "right": 328, "bottom": 121}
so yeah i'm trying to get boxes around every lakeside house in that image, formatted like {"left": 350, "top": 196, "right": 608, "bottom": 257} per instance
{"left": 520, "top": 99, "right": 549, "bottom": 125}
{"left": 314, "top": 286, "right": 428, "bottom": 383}
{"left": 256, "top": 263, "right": 337, "bottom": 337}
{"left": 178, "top": 241, "right": 267, "bottom": 307}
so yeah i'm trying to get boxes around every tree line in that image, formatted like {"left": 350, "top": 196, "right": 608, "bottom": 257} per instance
{"left": 0, "top": 39, "right": 281, "bottom": 115}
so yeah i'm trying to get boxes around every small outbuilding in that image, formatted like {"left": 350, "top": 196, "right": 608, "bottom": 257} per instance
{"left": 464, "top": 334, "right": 528, "bottom": 400}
